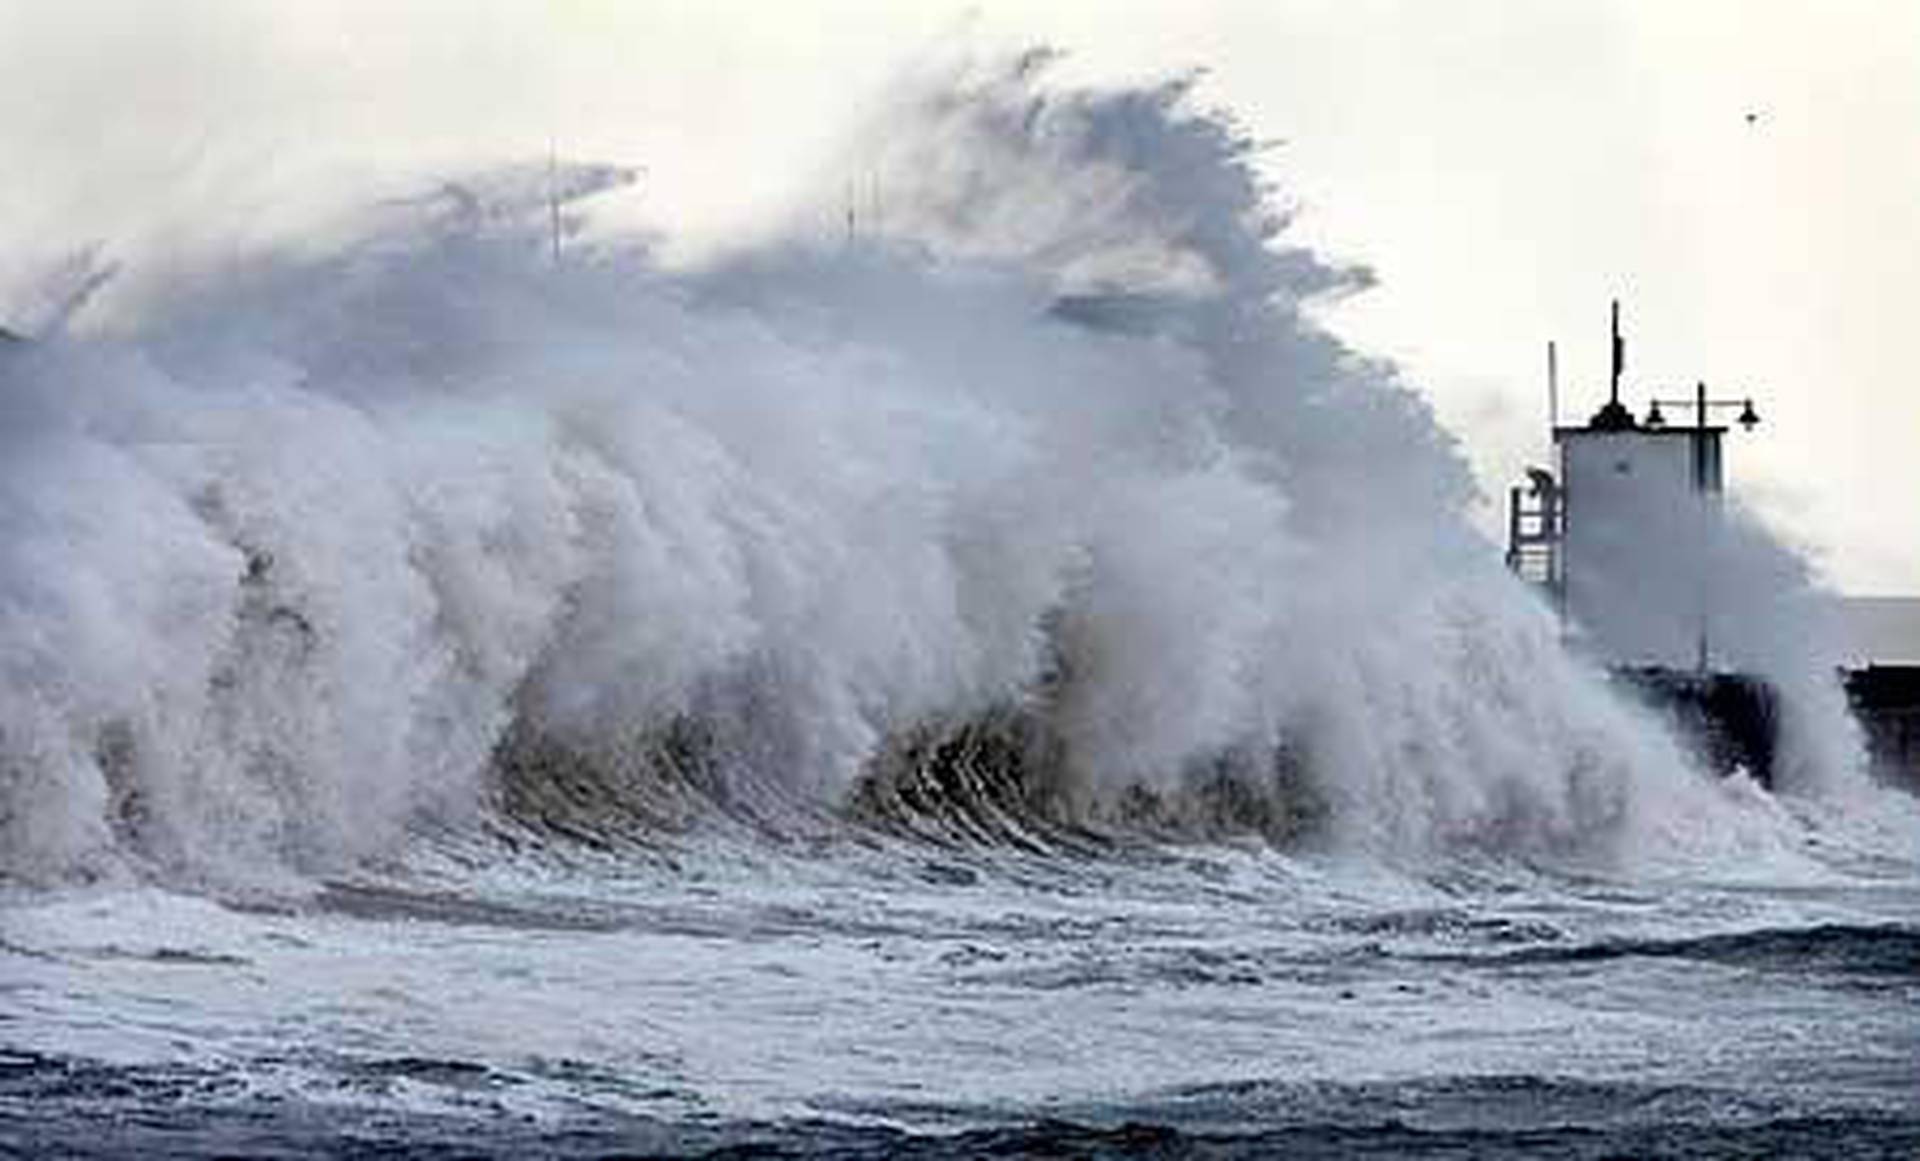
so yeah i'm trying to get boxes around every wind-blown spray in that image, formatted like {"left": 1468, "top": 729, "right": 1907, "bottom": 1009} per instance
{"left": 0, "top": 56, "right": 1888, "bottom": 887}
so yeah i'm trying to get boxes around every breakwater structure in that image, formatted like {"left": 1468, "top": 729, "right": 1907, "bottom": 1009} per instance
{"left": 1844, "top": 662, "right": 1920, "bottom": 788}
{"left": 1508, "top": 303, "right": 1773, "bottom": 781}
{"left": 1507, "top": 301, "right": 1918, "bottom": 789}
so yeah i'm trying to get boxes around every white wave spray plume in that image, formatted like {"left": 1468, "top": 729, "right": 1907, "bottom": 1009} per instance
{"left": 0, "top": 54, "right": 1898, "bottom": 888}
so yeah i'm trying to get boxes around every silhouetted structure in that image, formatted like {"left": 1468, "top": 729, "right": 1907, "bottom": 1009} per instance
{"left": 1508, "top": 302, "right": 1776, "bottom": 782}
{"left": 1844, "top": 666, "right": 1920, "bottom": 788}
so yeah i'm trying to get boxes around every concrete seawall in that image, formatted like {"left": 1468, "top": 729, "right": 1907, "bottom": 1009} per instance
{"left": 1847, "top": 666, "right": 1920, "bottom": 790}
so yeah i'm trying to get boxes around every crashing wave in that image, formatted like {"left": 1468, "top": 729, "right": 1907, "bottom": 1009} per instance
{"left": 0, "top": 55, "right": 1892, "bottom": 888}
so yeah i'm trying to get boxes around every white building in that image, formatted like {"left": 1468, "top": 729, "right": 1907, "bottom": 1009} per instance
{"left": 1508, "top": 304, "right": 1754, "bottom": 672}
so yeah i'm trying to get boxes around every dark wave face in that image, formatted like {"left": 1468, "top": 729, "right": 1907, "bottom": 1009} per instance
{"left": 1449, "top": 923, "right": 1920, "bottom": 983}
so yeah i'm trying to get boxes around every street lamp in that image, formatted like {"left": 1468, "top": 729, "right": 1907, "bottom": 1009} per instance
{"left": 1644, "top": 383, "right": 1760, "bottom": 435}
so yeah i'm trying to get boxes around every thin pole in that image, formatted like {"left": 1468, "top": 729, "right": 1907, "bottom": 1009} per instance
{"left": 1694, "top": 380, "right": 1710, "bottom": 671}
{"left": 1547, "top": 339, "right": 1566, "bottom": 636}
{"left": 1547, "top": 340, "right": 1559, "bottom": 433}
{"left": 1609, "top": 299, "right": 1624, "bottom": 407}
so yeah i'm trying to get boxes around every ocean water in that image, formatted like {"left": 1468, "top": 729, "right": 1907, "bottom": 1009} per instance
{"left": 3, "top": 58, "right": 1916, "bottom": 1157}
{"left": 5, "top": 835, "right": 1918, "bottom": 1157}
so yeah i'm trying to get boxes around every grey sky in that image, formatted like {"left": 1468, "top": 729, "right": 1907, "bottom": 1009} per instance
{"left": 2, "top": 0, "right": 1913, "bottom": 593}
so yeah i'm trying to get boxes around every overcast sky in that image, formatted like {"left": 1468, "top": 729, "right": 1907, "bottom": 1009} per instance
{"left": 2, "top": 0, "right": 1914, "bottom": 594}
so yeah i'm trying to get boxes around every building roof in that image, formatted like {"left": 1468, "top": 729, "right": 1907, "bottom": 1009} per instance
{"left": 1836, "top": 597, "right": 1920, "bottom": 665}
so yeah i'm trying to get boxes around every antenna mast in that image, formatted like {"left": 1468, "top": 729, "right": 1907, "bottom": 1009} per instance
{"left": 1609, "top": 298, "right": 1624, "bottom": 406}
{"left": 1590, "top": 298, "right": 1636, "bottom": 430}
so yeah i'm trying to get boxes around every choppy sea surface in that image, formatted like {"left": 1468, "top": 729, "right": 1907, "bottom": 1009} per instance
{"left": 6, "top": 827, "right": 1916, "bottom": 1158}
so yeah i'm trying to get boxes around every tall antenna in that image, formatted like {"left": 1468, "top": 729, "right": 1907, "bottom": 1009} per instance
{"left": 1590, "top": 298, "right": 1636, "bottom": 430}
{"left": 1609, "top": 298, "right": 1624, "bottom": 406}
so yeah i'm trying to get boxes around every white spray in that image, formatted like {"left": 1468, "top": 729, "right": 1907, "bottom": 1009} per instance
{"left": 0, "top": 57, "right": 1894, "bottom": 886}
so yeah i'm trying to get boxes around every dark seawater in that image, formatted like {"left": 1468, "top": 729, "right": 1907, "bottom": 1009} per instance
{"left": 7, "top": 1064, "right": 1920, "bottom": 1159}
